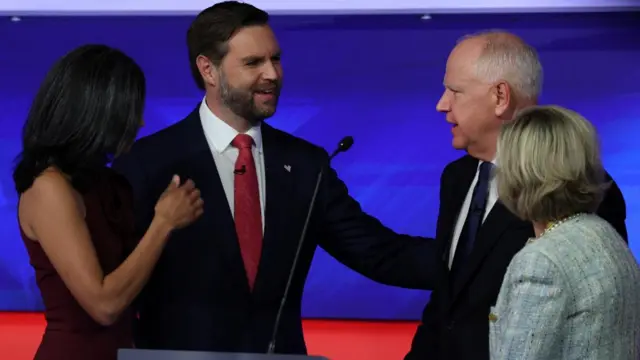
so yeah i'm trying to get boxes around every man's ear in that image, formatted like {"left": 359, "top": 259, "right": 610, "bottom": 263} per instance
{"left": 196, "top": 55, "right": 217, "bottom": 88}
{"left": 492, "top": 81, "right": 511, "bottom": 118}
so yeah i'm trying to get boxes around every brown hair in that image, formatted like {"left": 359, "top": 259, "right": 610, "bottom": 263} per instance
{"left": 187, "top": 1, "right": 269, "bottom": 89}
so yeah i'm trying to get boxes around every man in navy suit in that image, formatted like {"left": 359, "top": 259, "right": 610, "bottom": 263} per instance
{"left": 112, "top": 1, "right": 438, "bottom": 354}
{"left": 404, "top": 30, "right": 627, "bottom": 360}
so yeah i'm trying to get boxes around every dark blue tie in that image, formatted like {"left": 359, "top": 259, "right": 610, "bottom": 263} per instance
{"left": 451, "top": 161, "right": 494, "bottom": 276}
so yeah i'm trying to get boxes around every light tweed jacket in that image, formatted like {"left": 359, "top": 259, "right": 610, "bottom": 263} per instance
{"left": 489, "top": 214, "right": 640, "bottom": 360}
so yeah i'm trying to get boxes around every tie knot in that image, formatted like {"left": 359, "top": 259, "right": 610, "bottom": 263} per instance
{"left": 232, "top": 134, "right": 254, "bottom": 149}
{"left": 479, "top": 161, "right": 494, "bottom": 180}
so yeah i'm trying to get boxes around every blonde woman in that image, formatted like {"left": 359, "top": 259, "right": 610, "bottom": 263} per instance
{"left": 489, "top": 105, "right": 640, "bottom": 359}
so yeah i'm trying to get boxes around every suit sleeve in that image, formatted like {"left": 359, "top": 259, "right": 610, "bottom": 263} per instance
{"left": 490, "top": 250, "right": 569, "bottom": 360}
{"left": 597, "top": 174, "right": 628, "bottom": 243}
{"left": 316, "top": 149, "right": 439, "bottom": 290}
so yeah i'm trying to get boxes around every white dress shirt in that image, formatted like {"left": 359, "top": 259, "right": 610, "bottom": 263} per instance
{"left": 199, "top": 100, "right": 266, "bottom": 231}
{"left": 448, "top": 159, "right": 498, "bottom": 268}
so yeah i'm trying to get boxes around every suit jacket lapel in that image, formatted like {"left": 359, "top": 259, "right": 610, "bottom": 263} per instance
{"left": 452, "top": 196, "right": 521, "bottom": 299}
{"left": 180, "top": 107, "right": 251, "bottom": 294}
{"left": 252, "top": 124, "right": 296, "bottom": 293}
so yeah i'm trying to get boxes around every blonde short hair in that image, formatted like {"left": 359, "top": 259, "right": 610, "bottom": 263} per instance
{"left": 496, "top": 105, "right": 607, "bottom": 223}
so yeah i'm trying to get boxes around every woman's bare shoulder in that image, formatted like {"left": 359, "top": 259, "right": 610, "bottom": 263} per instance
{"left": 19, "top": 167, "right": 85, "bottom": 240}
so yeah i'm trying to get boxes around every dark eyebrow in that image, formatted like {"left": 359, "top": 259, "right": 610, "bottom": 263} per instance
{"left": 242, "top": 56, "right": 264, "bottom": 64}
{"left": 241, "top": 52, "right": 281, "bottom": 64}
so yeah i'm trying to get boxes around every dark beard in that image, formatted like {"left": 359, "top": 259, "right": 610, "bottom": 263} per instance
{"left": 218, "top": 70, "right": 279, "bottom": 125}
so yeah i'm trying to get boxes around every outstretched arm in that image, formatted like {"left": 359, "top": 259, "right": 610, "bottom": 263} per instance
{"left": 317, "top": 151, "right": 440, "bottom": 290}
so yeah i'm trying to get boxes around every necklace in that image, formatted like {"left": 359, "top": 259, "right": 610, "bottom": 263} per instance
{"left": 527, "top": 213, "right": 584, "bottom": 244}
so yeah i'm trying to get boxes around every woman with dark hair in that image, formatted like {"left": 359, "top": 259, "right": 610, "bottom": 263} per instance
{"left": 14, "top": 44, "right": 204, "bottom": 360}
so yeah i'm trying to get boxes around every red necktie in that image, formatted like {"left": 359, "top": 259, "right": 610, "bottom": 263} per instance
{"left": 231, "top": 134, "right": 263, "bottom": 290}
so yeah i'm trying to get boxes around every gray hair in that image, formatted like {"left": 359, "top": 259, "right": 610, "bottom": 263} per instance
{"left": 458, "top": 30, "right": 543, "bottom": 101}
{"left": 495, "top": 105, "right": 608, "bottom": 223}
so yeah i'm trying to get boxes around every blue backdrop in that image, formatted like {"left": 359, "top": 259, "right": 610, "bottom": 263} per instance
{"left": 0, "top": 12, "right": 638, "bottom": 320}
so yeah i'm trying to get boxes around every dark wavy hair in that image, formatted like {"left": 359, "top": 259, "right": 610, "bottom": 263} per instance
{"left": 13, "top": 44, "right": 146, "bottom": 194}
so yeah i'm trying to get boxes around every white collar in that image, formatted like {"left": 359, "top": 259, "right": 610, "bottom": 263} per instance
{"left": 199, "top": 98, "right": 262, "bottom": 153}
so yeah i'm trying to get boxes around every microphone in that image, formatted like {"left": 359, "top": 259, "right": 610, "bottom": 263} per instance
{"left": 266, "top": 136, "right": 354, "bottom": 354}
{"left": 328, "top": 136, "right": 354, "bottom": 160}
{"left": 234, "top": 165, "right": 246, "bottom": 175}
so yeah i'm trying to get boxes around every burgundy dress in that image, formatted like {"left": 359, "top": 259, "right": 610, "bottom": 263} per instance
{"left": 21, "top": 167, "right": 136, "bottom": 360}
